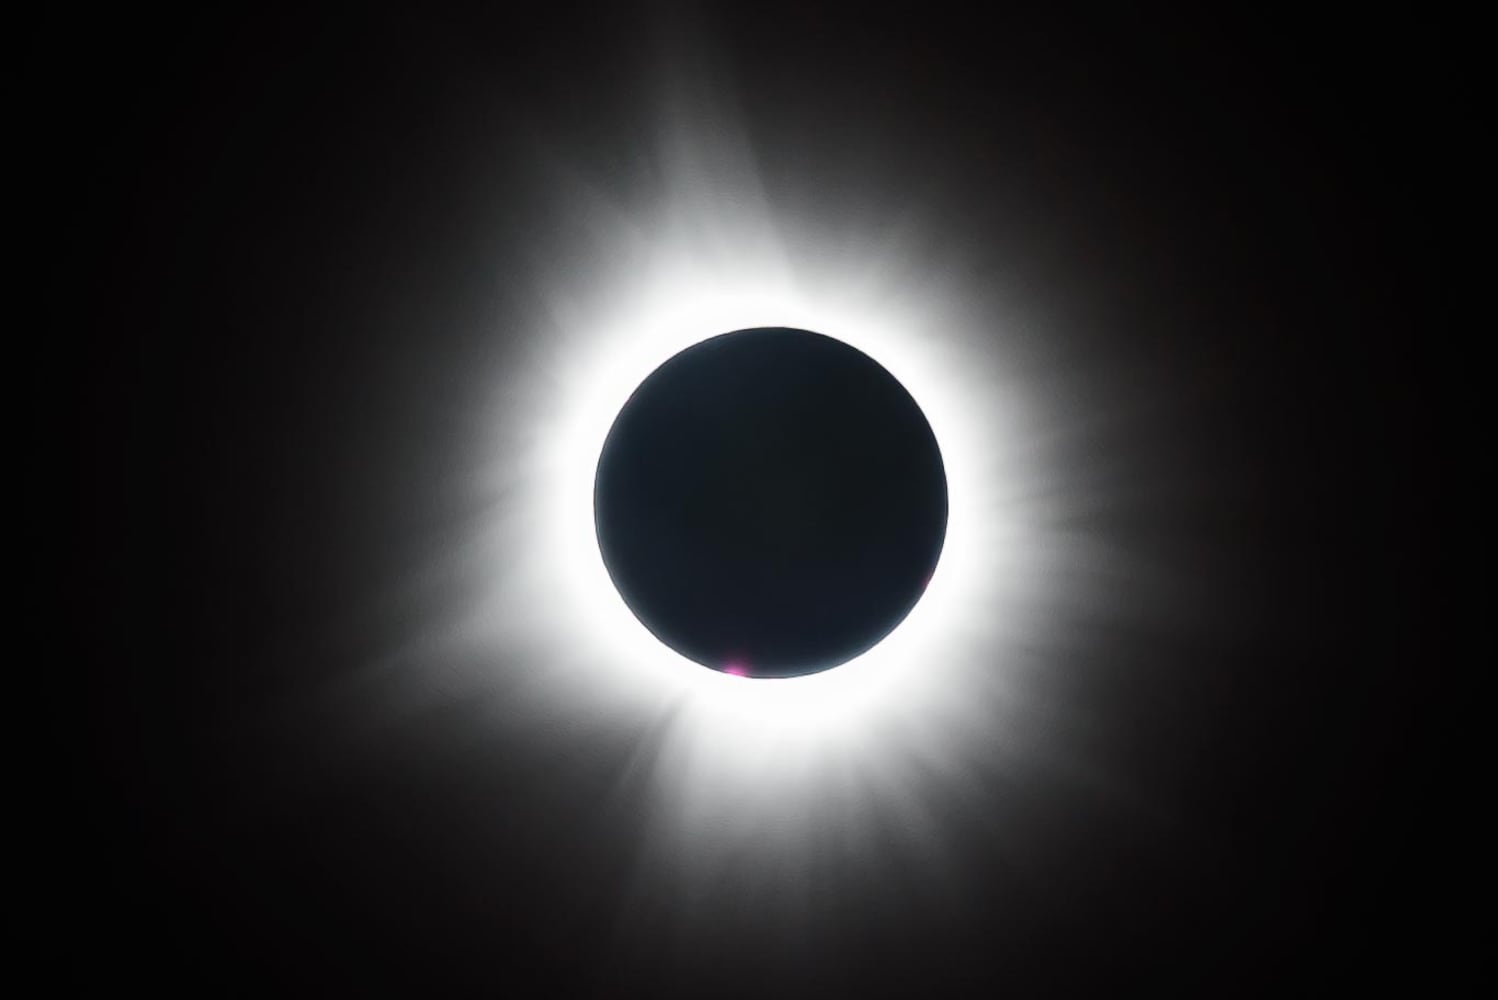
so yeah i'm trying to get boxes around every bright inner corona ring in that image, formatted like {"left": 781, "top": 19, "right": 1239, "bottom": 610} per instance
{"left": 491, "top": 232, "right": 1043, "bottom": 764}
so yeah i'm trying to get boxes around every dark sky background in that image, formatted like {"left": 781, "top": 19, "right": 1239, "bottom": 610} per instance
{"left": 62, "top": 5, "right": 1436, "bottom": 995}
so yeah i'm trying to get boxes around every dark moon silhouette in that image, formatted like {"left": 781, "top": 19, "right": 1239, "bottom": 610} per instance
{"left": 594, "top": 327, "right": 947, "bottom": 678}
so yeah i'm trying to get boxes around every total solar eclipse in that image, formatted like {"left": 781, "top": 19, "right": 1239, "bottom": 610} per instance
{"left": 594, "top": 327, "right": 948, "bottom": 678}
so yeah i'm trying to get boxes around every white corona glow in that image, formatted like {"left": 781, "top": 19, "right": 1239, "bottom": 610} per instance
{"left": 435, "top": 42, "right": 1120, "bottom": 891}
{"left": 460, "top": 201, "right": 1080, "bottom": 863}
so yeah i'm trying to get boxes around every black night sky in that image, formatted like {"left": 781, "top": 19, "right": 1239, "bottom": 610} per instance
{"left": 62, "top": 6, "right": 1436, "bottom": 995}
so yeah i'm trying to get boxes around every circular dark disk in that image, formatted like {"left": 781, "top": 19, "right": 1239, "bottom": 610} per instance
{"left": 594, "top": 327, "right": 948, "bottom": 678}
